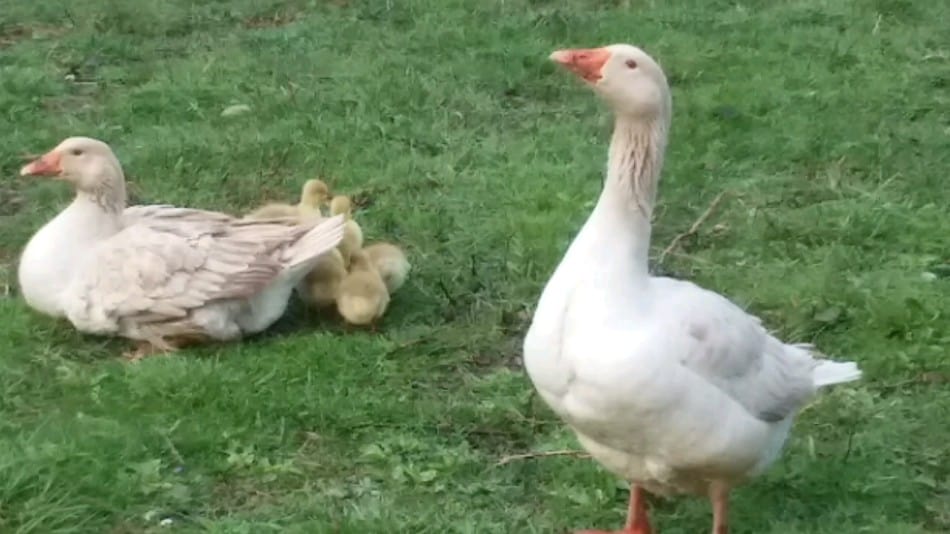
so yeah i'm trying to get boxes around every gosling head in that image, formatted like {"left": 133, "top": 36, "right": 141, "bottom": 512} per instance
{"left": 330, "top": 195, "right": 353, "bottom": 219}
{"left": 300, "top": 178, "right": 330, "bottom": 208}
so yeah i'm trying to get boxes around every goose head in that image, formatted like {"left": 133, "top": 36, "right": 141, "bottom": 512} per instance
{"left": 550, "top": 44, "right": 671, "bottom": 120}
{"left": 20, "top": 136, "right": 125, "bottom": 194}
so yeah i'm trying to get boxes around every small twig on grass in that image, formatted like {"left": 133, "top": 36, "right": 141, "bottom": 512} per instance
{"left": 163, "top": 434, "right": 185, "bottom": 466}
{"left": 437, "top": 279, "right": 457, "bottom": 307}
{"left": 496, "top": 449, "right": 590, "bottom": 466}
{"left": 384, "top": 337, "right": 427, "bottom": 355}
{"left": 159, "top": 421, "right": 185, "bottom": 466}
{"left": 872, "top": 372, "right": 949, "bottom": 393}
{"left": 842, "top": 424, "right": 856, "bottom": 462}
{"left": 657, "top": 191, "right": 727, "bottom": 265}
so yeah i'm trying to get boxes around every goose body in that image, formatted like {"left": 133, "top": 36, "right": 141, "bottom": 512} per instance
{"left": 363, "top": 241, "right": 410, "bottom": 294}
{"left": 336, "top": 249, "right": 389, "bottom": 326}
{"left": 17, "top": 137, "right": 344, "bottom": 356}
{"left": 523, "top": 44, "right": 861, "bottom": 533}
{"left": 329, "top": 195, "right": 363, "bottom": 267}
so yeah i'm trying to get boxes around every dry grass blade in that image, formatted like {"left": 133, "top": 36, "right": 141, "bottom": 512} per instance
{"left": 657, "top": 191, "right": 728, "bottom": 265}
{"left": 496, "top": 449, "right": 591, "bottom": 466}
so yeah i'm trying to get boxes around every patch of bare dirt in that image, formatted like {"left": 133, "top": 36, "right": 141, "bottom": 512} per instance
{"left": 242, "top": 11, "right": 301, "bottom": 29}
{"left": 0, "top": 181, "right": 25, "bottom": 216}
{"left": 0, "top": 24, "right": 68, "bottom": 49}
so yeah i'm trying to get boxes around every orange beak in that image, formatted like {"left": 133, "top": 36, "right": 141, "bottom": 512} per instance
{"left": 20, "top": 151, "right": 62, "bottom": 177}
{"left": 550, "top": 47, "right": 612, "bottom": 83}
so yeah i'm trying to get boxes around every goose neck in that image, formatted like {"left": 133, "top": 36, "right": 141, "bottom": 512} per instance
{"left": 584, "top": 114, "right": 667, "bottom": 271}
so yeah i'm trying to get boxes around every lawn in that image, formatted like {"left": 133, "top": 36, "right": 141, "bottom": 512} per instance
{"left": 1, "top": 0, "right": 948, "bottom": 532}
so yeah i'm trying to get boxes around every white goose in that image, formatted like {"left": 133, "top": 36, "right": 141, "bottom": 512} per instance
{"left": 17, "top": 136, "right": 344, "bottom": 359}
{"left": 523, "top": 44, "right": 862, "bottom": 534}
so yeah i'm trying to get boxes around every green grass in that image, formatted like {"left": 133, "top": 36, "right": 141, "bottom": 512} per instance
{"left": 1, "top": 0, "right": 948, "bottom": 532}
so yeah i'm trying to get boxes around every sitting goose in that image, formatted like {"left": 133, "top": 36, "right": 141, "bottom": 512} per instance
{"left": 523, "top": 44, "right": 862, "bottom": 534}
{"left": 17, "top": 136, "right": 344, "bottom": 359}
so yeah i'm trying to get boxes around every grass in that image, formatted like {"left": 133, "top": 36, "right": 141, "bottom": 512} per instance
{"left": 1, "top": 0, "right": 948, "bottom": 532}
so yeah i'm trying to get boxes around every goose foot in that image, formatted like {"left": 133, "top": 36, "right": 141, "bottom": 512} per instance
{"left": 123, "top": 340, "right": 173, "bottom": 362}
{"left": 574, "top": 485, "right": 652, "bottom": 534}
{"left": 341, "top": 320, "right": 379, "bottom": 333}
{"left": 122, "top": 334, "right": 208, "bottom": 361}
{"left": 574, "top": 526, "right": 651, "bottom": 534}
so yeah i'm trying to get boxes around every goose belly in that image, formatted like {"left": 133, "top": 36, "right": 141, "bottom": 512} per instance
{"left": 17, "top": 225, "right": 81, "bottom": 317}
{"left": 18, "top": 201, "right": 122, "bottom": 318}
{"left": 235, "top": 278, "right": 295, "bottom": 334}
{"left": 574, "top": 431, "right": 702, "bottom": 496}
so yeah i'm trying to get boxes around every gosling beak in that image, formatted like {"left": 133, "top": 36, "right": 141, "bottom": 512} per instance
{"left": 20, "top": 151, "right": 62, "bottom": 177}
{"left": 550, "top": 47, "right": 612, "bottom": 83}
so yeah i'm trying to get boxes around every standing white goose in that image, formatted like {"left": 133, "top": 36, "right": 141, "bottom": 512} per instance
{"left": 17, "top": 136, "right": 345, "bottom": 359}
{"left": 523, "top": 44, "right": 862, "bottom": 534}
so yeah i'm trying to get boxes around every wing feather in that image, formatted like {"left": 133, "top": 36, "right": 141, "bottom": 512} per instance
{"left": 69, "top": 205, "right": 325, "bottom": 334}
{"left": 652, "top": 278, "right": 818, "bottom": 423}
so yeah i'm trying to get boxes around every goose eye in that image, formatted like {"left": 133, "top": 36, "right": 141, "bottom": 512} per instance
{"left": 625, "top": 59, "right": 638, "bottom": 69}
{"left": 70, "top": 149, "right": 83, "bottom": 156}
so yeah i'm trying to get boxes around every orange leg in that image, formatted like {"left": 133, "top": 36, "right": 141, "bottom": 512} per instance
{"left": 122, "top": 334, "right": 208, "bottom": 362}
{"left": 576, "top": 484, "right": 652, "bottom": 534}
{"left": 710, "top": 483, "right": 729, "bottom": 534}
{"left": 123, "top": 340, "right": 172, "bottom": 362}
